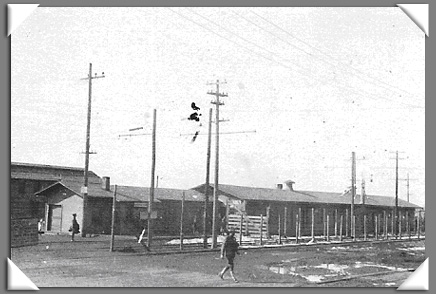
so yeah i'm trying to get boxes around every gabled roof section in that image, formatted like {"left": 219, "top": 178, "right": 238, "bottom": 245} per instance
{"left": 300, "top": 190, "right": 421, "bottom": 208}
{"left": 34, "top": 181, "right": 203, "bottom": 203}
{"left": 191, "top": 183, "right": 422, "bottom": 209}
{"left": 114, "top": 186, "right": 204, "bottom": 202}
{"left": 11, "top": 161, "right": 101, "bottom": 183}
{"left": 34, "top": 180, "right": 149, "bottom": 202}
{"left": 192, "top": 183, "right": 317, "bottom": 202}
{"left": 11, "top": 172, "right": 61, "bottom": 181}
{"left": 12, "top": 162, "right": 84, "bottom": 171}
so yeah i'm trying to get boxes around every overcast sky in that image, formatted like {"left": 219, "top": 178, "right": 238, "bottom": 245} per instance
{"left": 11, "top": 7, "right": 425, "bottom": 207}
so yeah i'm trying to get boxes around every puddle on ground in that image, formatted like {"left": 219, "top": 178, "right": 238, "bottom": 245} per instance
{"left": 398, "top": 246, "right": 425, "bottom": 252}
{"left": 268, "top": 260, "right": 409, "bottom": 283}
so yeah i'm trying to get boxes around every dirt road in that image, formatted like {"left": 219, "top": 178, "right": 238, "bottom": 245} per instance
{"left": 11, "top": 235, "right": 425, "bottom": 287}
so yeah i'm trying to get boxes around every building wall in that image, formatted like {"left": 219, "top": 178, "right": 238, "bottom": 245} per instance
{"left": 10, "top": 178, "right": 54, "bottom": 247}
{"left": 117, "top": 202, "right": 135, "bottom": 235}
{"left": 88, "top": 198, "right": 113, "bottom": 234}
{"left": 155, "top": 200, "right": 212, "bottom": 236}
{"left": 60, "top": 195, "right": 83, "bottom": 233}
{"left": 11, "top": 218, "right": 39, "bottom": 247}
{"left": 10, "top": 179, "right": 53, "bottom": 220}
{"left": 10, "top": 163, "right": 101, "bottom": 221}
{"left": 45, "top": 191, "right": 83, "bottom": 233}
{"left": 10, "top": 163, "right": 101, "bottom": 246}
{"left": 245, "top": 200, "right": 418, "bottom": 238}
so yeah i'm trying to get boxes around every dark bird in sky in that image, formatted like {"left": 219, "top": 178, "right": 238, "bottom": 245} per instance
{"left": 191, "top": 102, "right": 200, "bottom": 111}
{"left": 188, "top": 113, "right": 201, "bottom": 122}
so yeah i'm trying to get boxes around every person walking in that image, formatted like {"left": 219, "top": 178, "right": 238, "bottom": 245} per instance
{"left": 69, "top": 214, "right": 80, "bottom": 241}
{"left": 218, "top": 230, "right": 240, "bottom": 283}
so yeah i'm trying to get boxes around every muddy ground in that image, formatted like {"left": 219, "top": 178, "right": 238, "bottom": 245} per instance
{"left": 11, "top": 234, "right": 425, "bottom": 288}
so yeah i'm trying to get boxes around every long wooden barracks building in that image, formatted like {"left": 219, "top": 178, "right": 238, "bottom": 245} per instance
{"left": 11, "top": 162, "right": 423, "bottom": 247}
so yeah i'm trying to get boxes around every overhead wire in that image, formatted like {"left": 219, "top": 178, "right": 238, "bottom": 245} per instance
{"left": 181, "top": 8, "right": 423, "bottom": 111}
{"left": 248, "top": 9, "right": 423, "bottom": 108}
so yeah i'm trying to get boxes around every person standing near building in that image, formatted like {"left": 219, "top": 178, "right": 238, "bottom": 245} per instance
{"left": 218, "top": 230, "right": 240, "bottom": 283}
{"left": 69, "top": 214, "right": 80, "bottom": 241}
{"left": 38, "top": 218, "right": 45, "bottom": 235}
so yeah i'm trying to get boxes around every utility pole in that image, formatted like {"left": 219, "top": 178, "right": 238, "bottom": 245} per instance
{"left": 361, "top": 178, "right": 366, "bottom": 205}
{"left": 351, "top": 151, "right": 356, "bottom": 238}
{"left": 147, "top": 109, "right": 157, "bottom": 248}
{"left": 400, "top": 173, "right": 417, "bottom": 203}
{"left": 203, "top": 108, "right": 212, "bottom": 248}
{"left": 110, "top": 185, "right": 117, "bottom": 252}
{"left": 394, "top": 150, "right": 400, "bottom": 237}
{"left": 81, "top": 63, "right": 105, "bottom": 237}
{"left": 207, "top": 80, "right": 227, "bottom": 248}
{"left": 389, "top": 150, "right": 406, "bottom": 236}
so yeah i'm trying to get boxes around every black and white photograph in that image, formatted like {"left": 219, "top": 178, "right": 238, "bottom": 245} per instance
{"left": 9, "top": 5, "right": 426, "bottom": 288}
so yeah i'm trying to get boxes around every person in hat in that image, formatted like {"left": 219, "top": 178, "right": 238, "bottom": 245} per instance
{"left": 69, "top": 213, "right": 80, "bottom": 241}
{"left": 218, "top": 229, "right": 240, "bottom": 283}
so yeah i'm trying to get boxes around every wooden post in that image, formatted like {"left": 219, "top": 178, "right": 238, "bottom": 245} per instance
{"left": 353, "top": 215, "right": 356, "bottom": 240}
{"left": 180, "top": 192, "right": 185, "bottom": 251}
{"left": 295, "top": 213, "right": 299, "bottom": 244}
{"left": 109, "top": 185, "right": 117, "bottom": 252}
{"left": 311, "top": 208, "right": 315, "bottom": 241}
{"left": 298, "top": 207, "right": 302, "bottom": 240}
{"left": 260, "top": 214, "right": 264, "bottom": 245}
{"left": 266, "top": 205, "right": 271, "bottom": 239}
{"left": 323, "top": 208, "right": 327, "bottom": 238}
{"left": 334, "top": 209, "right": 338, "bottom": 238}
{"left": 340, "top": 215, "right": 343, "bottom": 241}
{"left": 284, "top": 207, "right": 287, "bottom": 237}
{"left": 326, "top": 214, "right": 330, "bottom": 242}
{"left": 375, "top": 215, "right": 378, "bottom": 240}
{"left": 406, "top": 212, "right": 410, "bottom": 240}
{"left": 364, "top": 214, "right": 367, "bottom": 241}
{"left": 346, "top": 208, "right": 349, "bottom": 237}
{"left": 384, "top": 211, "right": 388, "bottom": 239}
{"left": 278, "top": 213, "right": 282, "bottom": 244}
{"left": 202, "top": 108, "right": 212, "bottom": 249}
{"left": 417, "top": 210, "right": 420, "bottom": 239}
{"left": 245, "top": 215, "right": 249, "bottom": 236}
{"left": 391, "top": 210, "right": 395, "bottom": 237}
{"left": 225, "top": 198, "right": 230, "bottom": 232}
{"left": 147, "top": 109, "right": 157, "bottom": 249}
{"left": 379, "top": 214, "right": 382, "bottom": 238}
{"left": 239, "top": 214, "right": 243, "bottom": 245}
{"left": 399, "top": 211, "right": 402, "bottom": 239}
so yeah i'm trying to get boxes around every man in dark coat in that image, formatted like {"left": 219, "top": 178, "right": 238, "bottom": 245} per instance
{"left": 70, "top": 213, "right": 80, "bottom": 241}
{"left": 218, "top": 230, "right": 240, "bottom": 283}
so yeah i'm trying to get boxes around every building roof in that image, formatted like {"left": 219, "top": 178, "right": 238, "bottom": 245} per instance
{"left": 11, "top": 162, "right": 85, "bottom": 171}
{"left": 110, "top": 186, "right": 204, "bottom": 202}
{"left": 11, "top": 162, "right": 101, "bottom": 183}
{"left": 34, "top": 181, "right": 204, "bottom": 203}
{"left": 191, "top": 183, "right": 422, "bottom": 209}
{"left": 11, "top": 172, "right": 61, "bottom": 181}
{"left": 34, "top": 180, "right": 142, "bottom": 202}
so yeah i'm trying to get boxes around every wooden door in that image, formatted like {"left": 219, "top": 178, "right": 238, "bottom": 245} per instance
{"left": 48, "top": 205, "right": 62, "bottom": 232}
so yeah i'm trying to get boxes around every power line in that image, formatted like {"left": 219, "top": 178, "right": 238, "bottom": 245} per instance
{"left": 183, "top": 8, "right": 313, "bottom": 78}
{"left": 248, "top": 9, "right": 423, "bottom": 107}
{"left": 179, "top": 8, "right": 423, "bottom": 111}
{"left": 179, "top": 130, "right": 256, "bottom": 136}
